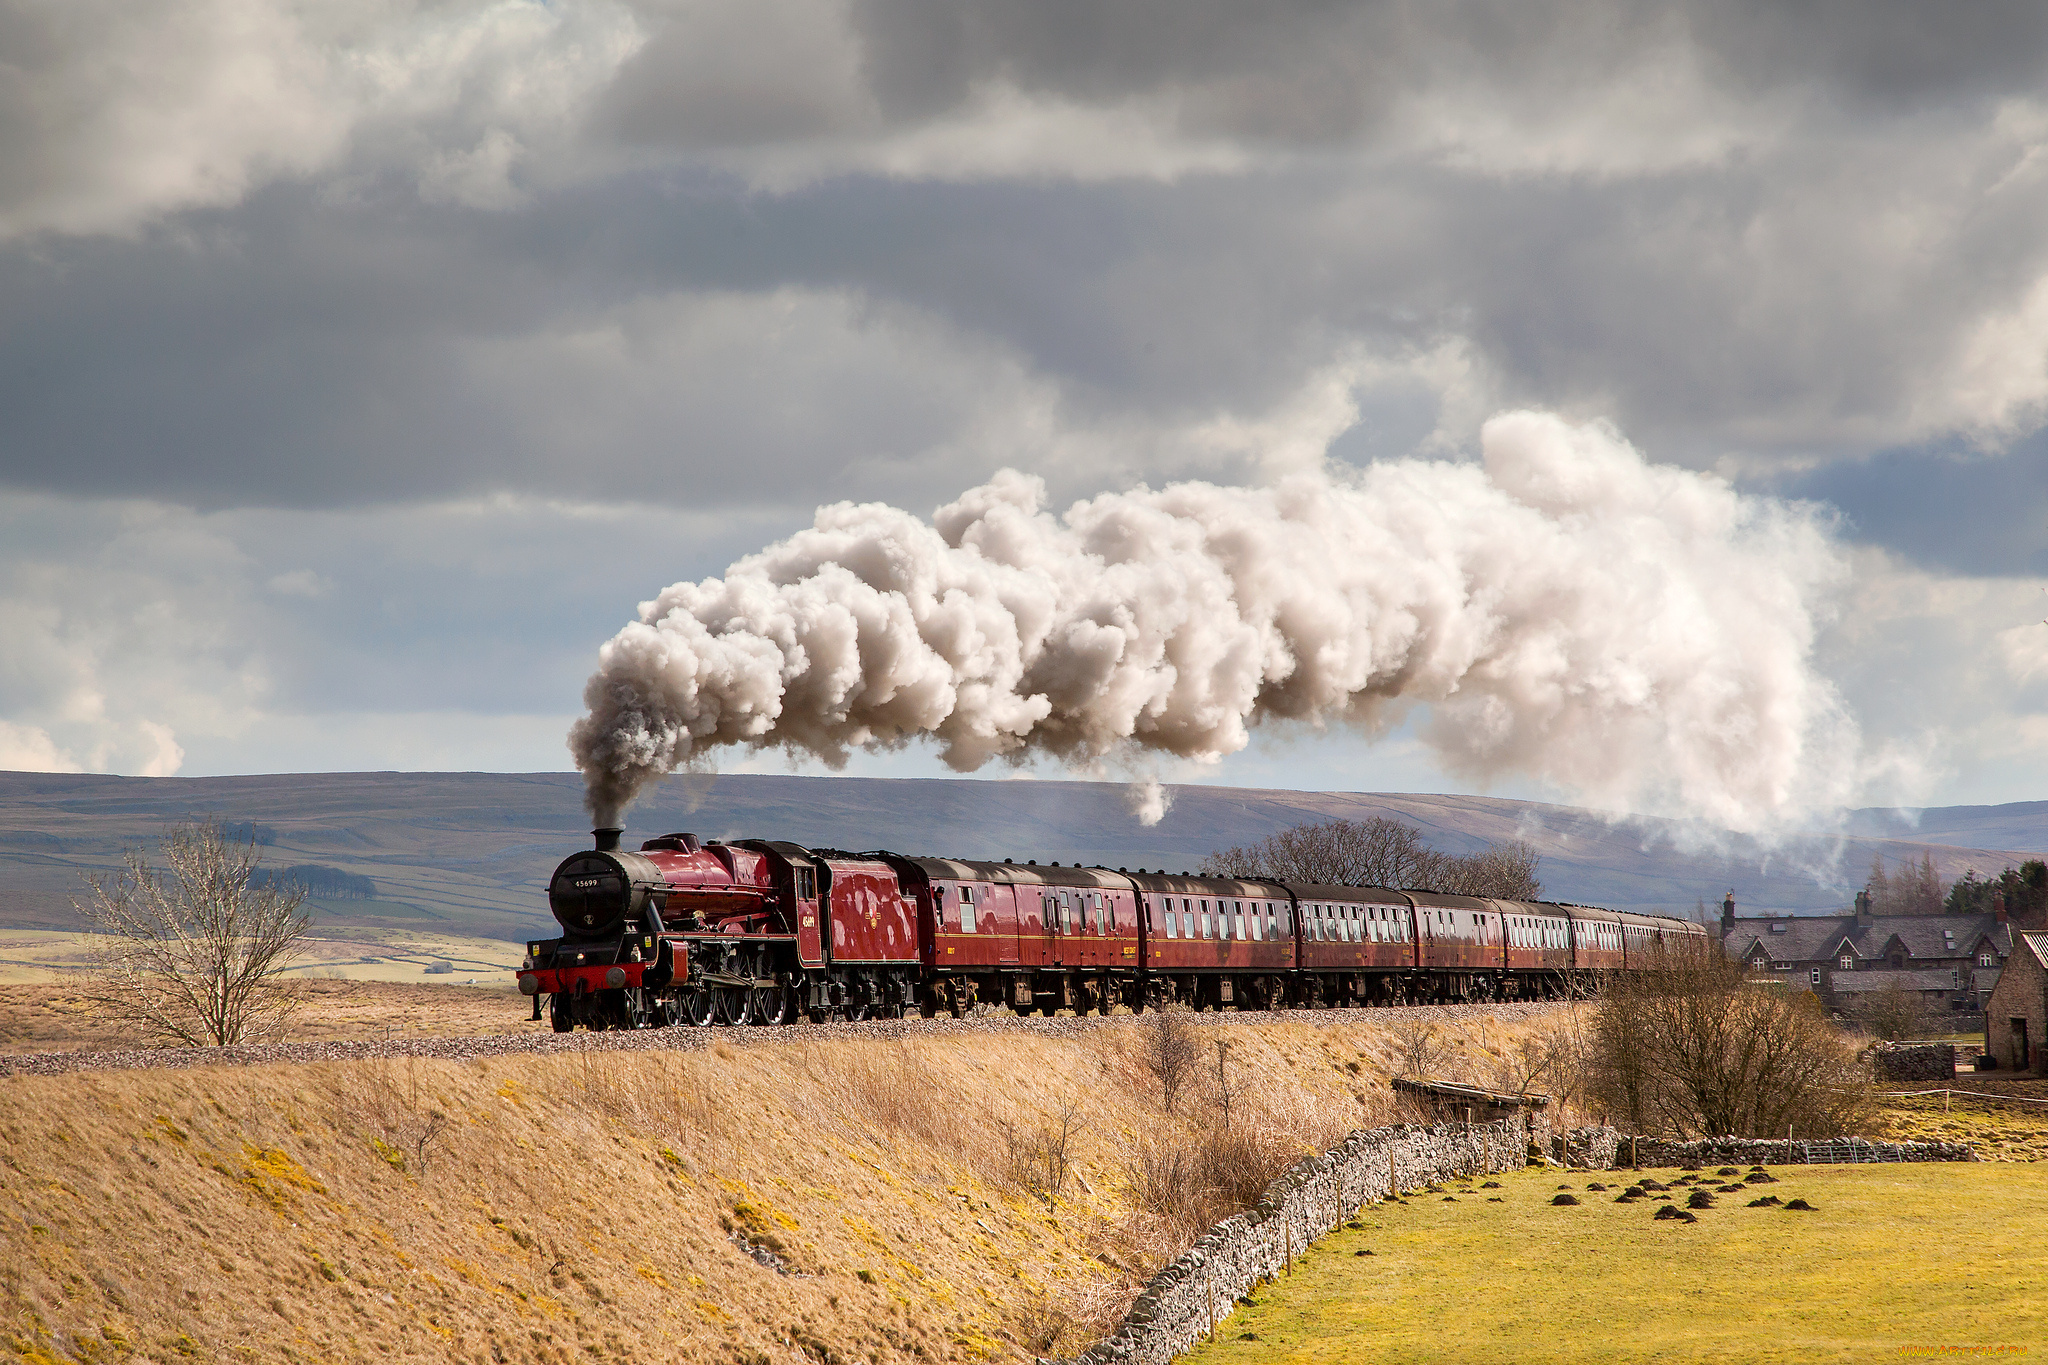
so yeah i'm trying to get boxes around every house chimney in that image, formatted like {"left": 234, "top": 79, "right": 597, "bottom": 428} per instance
{"left": 1994, "top": 890, "right": 2007, "bottom": 924}
{"left": 1855, "top": 889, "right": 1873, "bottom": 928}
{"left": 593, "top": 827, "right": 623, "bottom": 853}
{"left": 1721, "top": 891, "right": 1736, "bottom": 935}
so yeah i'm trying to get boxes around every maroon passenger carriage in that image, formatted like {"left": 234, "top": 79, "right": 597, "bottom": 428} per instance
{"left": 518, "top": 826, "right": 1709, "bottom": 1030}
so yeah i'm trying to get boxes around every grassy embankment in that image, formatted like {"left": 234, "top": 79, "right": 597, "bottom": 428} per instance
{"left": 1187, "top": 1162, "right": 2048, "bottom": 1365}
{"left": 0, "top": 1008, "right": 1565, "bottom": 1365}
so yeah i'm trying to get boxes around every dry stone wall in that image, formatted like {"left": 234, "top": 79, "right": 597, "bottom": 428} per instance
{"left": 1050, "top": 1115, "right": 1528, "bottom": 1365}
{"left": 1615, "top": 1135, "right": 1975, "bottom": 1166}
{"left": 1562, "top": 1125, "right": 1619, "bottom": 1169}
{"left": 1868, "top": 1043, "right": 1958, "bottom": 1082}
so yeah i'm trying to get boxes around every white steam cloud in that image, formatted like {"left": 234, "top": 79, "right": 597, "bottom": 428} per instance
{"left": 571, "top": 411, "right": 1866, "bottom": 833}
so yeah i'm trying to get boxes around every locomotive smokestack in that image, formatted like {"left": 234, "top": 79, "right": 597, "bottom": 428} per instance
{"left": 593, "top": 826, "right": 622, "bottom": 853}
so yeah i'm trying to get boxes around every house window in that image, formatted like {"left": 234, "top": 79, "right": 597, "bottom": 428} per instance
{"left": 1838, "top": 954, "right": 1853, "bottom": 970}
{"left": 1980, "top": 952, "right": 1995, "bottom": 967}
{"left": 1811, "top": 969, "right": 1821, "bottom": 985}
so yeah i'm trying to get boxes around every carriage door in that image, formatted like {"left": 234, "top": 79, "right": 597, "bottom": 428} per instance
{"left": 993, "top": 883, "right": 1020, "bottom": 965}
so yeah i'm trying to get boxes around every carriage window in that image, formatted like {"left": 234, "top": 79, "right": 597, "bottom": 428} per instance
{"left": 1199, "top": 900, "right": 1211, "bottom": 938}
{"left": 797, "top": 868, "right": 816, "bottom": 899}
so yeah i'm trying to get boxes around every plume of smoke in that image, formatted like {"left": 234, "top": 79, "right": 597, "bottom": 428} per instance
{"left": 570, "top": 411, "right": 1866, "bottom": 832}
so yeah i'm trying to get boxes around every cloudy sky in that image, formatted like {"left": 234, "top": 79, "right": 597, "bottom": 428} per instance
{"left": 3, "top": 0, "right": 2045, "bottom": 817}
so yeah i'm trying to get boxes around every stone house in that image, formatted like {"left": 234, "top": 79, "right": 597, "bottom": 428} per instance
{"left": 1985, "top": 932, "right": 2048, "bottom": 1074}
{"left": 1720, "top": 891, "right": 2013, "bottom": 1019}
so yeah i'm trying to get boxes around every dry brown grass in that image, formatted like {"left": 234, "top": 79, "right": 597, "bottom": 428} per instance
{"left": 0, "top": 1010, "right": 1566, "bottom": 1363}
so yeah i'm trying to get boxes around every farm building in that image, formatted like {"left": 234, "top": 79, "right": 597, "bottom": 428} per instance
{"left": 1720, "top": 892, "right": 2013, "bottom": 1019}
{"left": 1985, "top": 932, "right": 2048, "bottom": 1074}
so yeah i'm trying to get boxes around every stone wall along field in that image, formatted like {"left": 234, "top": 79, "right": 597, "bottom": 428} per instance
{"left": 1052, "top": 1115, "right": 1528, "bottom": 1365}
{"left": 1869, "top": 1042, "right": 1958, "bottom": 1082}
{"left": 1616, "top": 1135, "right": 1976, "bottom": 1167}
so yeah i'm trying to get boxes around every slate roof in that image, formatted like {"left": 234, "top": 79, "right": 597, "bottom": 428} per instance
{"left": 1726, "top": 913, "right": 2013, "bottom": 966}
{"left": 2018, "top": 933, "right": 2048, "bottom": 970}
{"left": 1828, "top": 969, "right": 1963, "bottom": 994}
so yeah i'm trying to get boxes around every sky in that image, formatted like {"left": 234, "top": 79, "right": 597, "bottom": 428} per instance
{"left": 2, "top": 0, "right": 2046, "bottom": 820}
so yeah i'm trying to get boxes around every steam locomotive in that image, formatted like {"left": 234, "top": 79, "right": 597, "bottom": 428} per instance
{"left": 517, "top": 826, "right": 1708, "bottom": 1030}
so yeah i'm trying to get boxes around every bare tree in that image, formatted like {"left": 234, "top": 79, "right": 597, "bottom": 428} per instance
{"left": 1433, "top": 840, "right": 1544, "bottom": 899}
{"left": 1583, "top": 941, "right": 1872, "bottom": 1138}
{"left": 1389, "top": 1016, "right": 1444, "bottom": 1080}
{"left": 1860, "top": 979, "right": 1927, "bottom": 1042}
{"left": 1203, "top": 815, "right": 1436, "bottom": 886}
{"left": 1203, "top": 816, "right": 1542, "bottom": 898}
{"left": 1865, "top": 851, "right": 1945, "bottom": 916}
{"left": 1139, "top": 1008, "right": 1201, "bottom": 1114}
{"left": 78, "top": 820, "right": 312, "bottom": 1046}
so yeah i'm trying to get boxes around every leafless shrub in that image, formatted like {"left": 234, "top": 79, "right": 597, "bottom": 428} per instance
{"left": 77, "top": 820, "right": 311, "bottom": 1046}
{"left": 1139, "top": 1008, "right": 1201, "bottom": 1114}
{"left": 352, "top": 1057, "right": 451, "bottom": 1176}
{"left": 1584, "top": 942, "right": 1874, "bottom": 1138}
{"left": 1002, "top": 1099, "right": 1084, "bottom": 1203}
{"left": 1123, "top": 1082, "right": 1353, "bottom": 1245}
{"left": 1210, "top": 1038, "right": 1241, "bottom": 1127}
{"left": 1389, "top": 1016, "right": 1444, "bottom": 1080}
{"left": 1009, "top": 1289, "right": 1076, "bottom": 1356}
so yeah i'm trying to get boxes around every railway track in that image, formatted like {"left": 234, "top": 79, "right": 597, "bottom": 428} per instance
{"left": 0, "top": 999, "right": 1566, "bottom": 1078}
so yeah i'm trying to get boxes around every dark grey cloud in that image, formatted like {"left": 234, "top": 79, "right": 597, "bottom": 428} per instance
{"left": 3, "top": 0, "right": 2048, "bottom": 792}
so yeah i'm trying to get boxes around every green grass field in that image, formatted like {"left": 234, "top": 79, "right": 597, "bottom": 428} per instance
{"left": 1185, "top": 1163, "right": 2046, "bottom": 1364}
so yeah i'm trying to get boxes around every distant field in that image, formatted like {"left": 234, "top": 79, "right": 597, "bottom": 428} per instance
{"left": 0, "top": 926, "right": 522, "bottom": 989}
{"left": 0, "top": 977, "right": 536, "bottom": 1052}
{"left": 1186, "top": 1163, "right": 2047, "bottom": 1365}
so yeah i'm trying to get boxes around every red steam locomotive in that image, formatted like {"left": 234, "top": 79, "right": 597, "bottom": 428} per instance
{"left": 518, "top": 826, "right": 1708, "bottom": 1030}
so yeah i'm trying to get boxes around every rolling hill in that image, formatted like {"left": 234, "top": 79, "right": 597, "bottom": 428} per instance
{"left": 1, "top": 770, "right": 2042, "bottom": 944}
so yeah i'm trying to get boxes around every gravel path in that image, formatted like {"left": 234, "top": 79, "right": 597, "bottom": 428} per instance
{"left": 0, "top": 1001, "right": 1567, "bottom": 1078}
